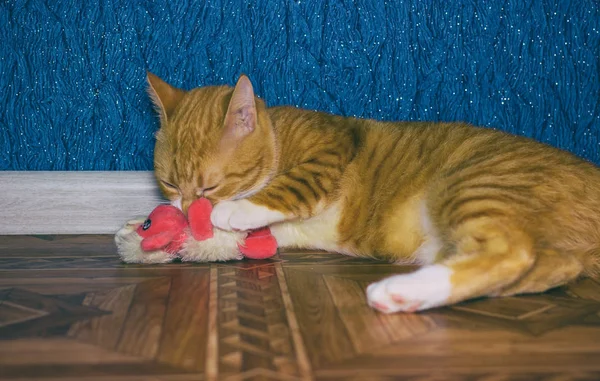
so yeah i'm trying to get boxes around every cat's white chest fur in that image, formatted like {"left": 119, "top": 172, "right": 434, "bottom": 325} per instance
{"left": 270, "top": 202, "right": 348, "bottom": 254}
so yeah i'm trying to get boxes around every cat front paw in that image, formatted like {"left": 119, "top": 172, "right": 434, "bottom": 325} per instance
{"left": 366, "top": 265, "right": 453, "bottom": 313}
{"left": 211, "top": 199, "right": 285, "bottom": 231}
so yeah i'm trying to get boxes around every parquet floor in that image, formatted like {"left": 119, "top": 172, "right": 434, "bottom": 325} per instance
{"left": 1, "top": 236, "right": 600, "bottom": 381}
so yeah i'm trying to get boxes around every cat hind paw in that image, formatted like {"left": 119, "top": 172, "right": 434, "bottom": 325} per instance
{"left": 366, "top": 265, "right": 453, "bottom": 313}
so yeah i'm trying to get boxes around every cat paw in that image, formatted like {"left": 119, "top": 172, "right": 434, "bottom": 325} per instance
{"left": 211, "top": 199, "right": 285, "bottom": 231}
{"left": 366, "top": 265, "right": 453, "bottom": 313}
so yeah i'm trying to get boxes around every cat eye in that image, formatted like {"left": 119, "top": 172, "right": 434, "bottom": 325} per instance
{"left": 160, "top": 180, "right": 180, "bottom": 192}
{"left": 201, "top": 184, "right": 219, "bottom": 196}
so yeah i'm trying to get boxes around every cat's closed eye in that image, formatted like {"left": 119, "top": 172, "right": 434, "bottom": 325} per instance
{"left": 203, "top": 184, "right": 219, "bottom": 194}
{"left": 160, "top": 180, "right": 180, "bottom": 193}
{"left": 198, "top": 184, "right": 219, "bottom": 196}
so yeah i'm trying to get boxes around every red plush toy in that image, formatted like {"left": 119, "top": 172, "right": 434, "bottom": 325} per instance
{"left": 135, "top": 198, "right": 278, "bottom": 260}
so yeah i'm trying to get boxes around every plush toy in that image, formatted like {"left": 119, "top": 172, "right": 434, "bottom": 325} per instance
{"left": 115, "top": 198, "right": 278, "bottom": 263}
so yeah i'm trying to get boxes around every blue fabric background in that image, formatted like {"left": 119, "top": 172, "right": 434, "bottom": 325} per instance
{"left": 1, "top": 0, "right": 599, "bottom": 170}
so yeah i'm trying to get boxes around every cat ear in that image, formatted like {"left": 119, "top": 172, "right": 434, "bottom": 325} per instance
{"left": 146, "top": 72, "right": 186, "bottom": 121}
{"left": 223, "top": 75, "right": 257, "bottom": 140}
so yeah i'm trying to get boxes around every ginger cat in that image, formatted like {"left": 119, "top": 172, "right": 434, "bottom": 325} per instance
{"left": 147, "top": 72, "right": 600, "bottom": 313}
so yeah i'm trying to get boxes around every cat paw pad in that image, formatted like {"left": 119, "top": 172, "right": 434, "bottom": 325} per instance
{"left": 366, "top": 265, "right": 453, "bottom": 313}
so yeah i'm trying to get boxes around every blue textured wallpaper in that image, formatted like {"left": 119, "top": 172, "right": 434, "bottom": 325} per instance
{"left": 1, "top": 0, "right": 599, "bottom": 170}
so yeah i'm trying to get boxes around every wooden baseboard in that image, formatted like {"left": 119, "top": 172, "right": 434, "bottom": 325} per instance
{"left": 0, "top": 171, "right": 166, "bottom": 235}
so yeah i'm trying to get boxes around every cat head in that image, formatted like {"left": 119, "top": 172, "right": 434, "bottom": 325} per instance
{"left": 147, "top": 73, "right": 277, "bottom": 213}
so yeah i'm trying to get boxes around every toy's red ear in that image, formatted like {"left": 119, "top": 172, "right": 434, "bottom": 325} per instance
{"left": 188, "top": 198, "right": 214, "bottom": 241}
{"left": 140, "top": 231, "right": 175, "bottom": 251}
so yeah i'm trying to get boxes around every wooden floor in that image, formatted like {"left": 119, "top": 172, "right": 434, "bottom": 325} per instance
{"left": 1, "top": 236, "right": 600, "bottom": 381}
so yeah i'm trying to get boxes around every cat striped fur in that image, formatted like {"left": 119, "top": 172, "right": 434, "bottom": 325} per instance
{"left": 147, "top": 73, "right": 600, "bottom": 313}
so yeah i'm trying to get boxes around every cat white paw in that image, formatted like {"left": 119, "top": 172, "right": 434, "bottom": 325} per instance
{"left": 366, "top": 265, "right": 453, "bottom": 313}
{"left": 211, "top": 199, "right": 285, "bottom": 231}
